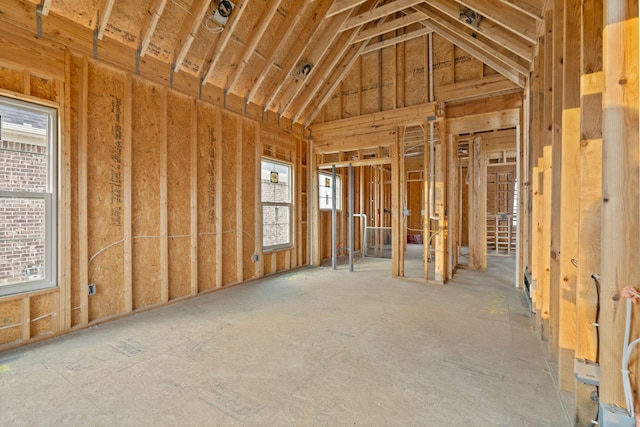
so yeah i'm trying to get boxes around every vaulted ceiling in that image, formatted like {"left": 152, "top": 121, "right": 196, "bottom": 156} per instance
{"left": 25, "top": 0, "right": 542, "bottom": 125}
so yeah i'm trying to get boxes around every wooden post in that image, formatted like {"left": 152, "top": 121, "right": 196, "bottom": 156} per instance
{"left": 472, "top": 136, "right": 487, "bottom": 271}
{"left": 78, "top": 56, "right": 89, "bottom": 325}
{"left": 392, "top": 127, "right": 402, "bottom": 277}
{"left": 123, "top": 74, "right": 132, "bottom": 312}
{"left": 190, "top": 99, "right": 198, "bottom": 294}
{"left": 599, "top": 0, "right": 639, "bottom": 411}
{"left": 62, "top": 49, "right": 72, "bottom": 330}
{"left": 236, "top": 120, "right": 243, "bottom": 283}
{"left": 557, "top": 0, "right": 581, "bottom": 392}
{"left": 448, "top": 133, "right": 458, "bottom": 277}
{"left": 255, "top": 125, "right": 264, "bottom": 276}
{"left": 435, "top": 132, "right": 449, "bottom": 282}
{"left": 160, "top": 86, "right": 169, "bottom": 303}
{"left": 424, "top": 125, "right": 430, "bottom": 279}
{"left": 215, "top": 108, "right": 223, "bottom": 288}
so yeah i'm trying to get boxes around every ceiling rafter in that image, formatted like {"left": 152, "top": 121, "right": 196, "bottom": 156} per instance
{"left": 326, "top": 0, "right": 369, "bottom": 18}
{"left": 304, "top": 40, "right": 372, "bottom": 126}
{"left": 226, "top": 0, "right": 283, "bottom": 94}
{"left": 96, "top": 0, "right": 116, "bottom": 40}
{"left": 428, "top": 0, "right": 533, "bottom": 61}
{"left": 138, "top": 0, "right": 168, "bottom": 58}
{"left": 360, "top": 25, "right": 431, "bottom": 54}
{"left": 352, "top": 11, "right": 424, "bottom": 44}
{"left": 278, "top": 0, "right": 384, "bottom": 117}
{"left": 456, "top": 0, "right": 537, "bottom": 44}
{"left": 264, "top": 0, "right": 362, "bottom": 113}
{"left": 498, "top": 0, "right": 544, "bottom": 21}
{"left": 414, "top": 4, "right": 529, "bottom": 76}
{"left": 201, "top": 0, "right": 249, "bottom": 84}
{"left": 247, "top": 2, "right": 329, "bottom": 108}
{"left": 243, "top": 1, "right": 307, "bottom": 101}
{"left": 340, "top": 0, "right": 425, "bottom": 32}
{"left": 172, "top": 0, "right": 212, "bottom": 72}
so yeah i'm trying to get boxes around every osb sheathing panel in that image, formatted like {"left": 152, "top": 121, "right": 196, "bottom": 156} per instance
{"left": 183, "top": 20, "right": 222, "bottom": 75}
{"left": 221, "top": 111, "right": 238, "bottom": 285}
{"left": 396, "top": 38, "right": 405, "bottom": 108}
{"left": 405, "top": 38, "right": 426, "bottom": 107}
{"left": 323, "top": 93, "right": 341, "bottom": 122}
{"left": 433, "top": 34, "right": 453, "bottom": 101}
{"left": 0, "top": 65, "right": 23, "bottom": 93}
{"left": 86, "top": 62, "right": 125, "bottom": 321}
{"left": 0, "top": 300, "right": 20, "bottom": 344}
{"left": 196, "top": 101, "right": 218, "bottom": 291}
{"left": 51, "top": 0, "right": 100, "bottom": 28}
{"left": 242, "top": 119, "right": 257, "bottom": 281}
{"left": 361, "top": 52, "right": 379, "bottom": 115}
{"left": 131, "top": 77, "right": 162, "bottom": 309}
{"left": 105, "top": 0, "right": 154, "bottom": 49}
{"left": 167, "top": 90, "right": 192, "bottom": 299}
{"left": 454, "top": 46, "right": 483, "bottom": 82}
{"left": 148, "top": 0, "right": 188, "bottom": 61}
{"left": 29, "top": 294, "right": 52, "bottom": 337}
{"left": 69, "top": 55, "right": 81, "bottom": 327}
{"left": 342, "top": 60, "right": 360, "bottom": 119}
{"left": 380, "top": 46, "right": 395, "bottom": 111}
{"left": 30, "top": 76, "right": 57, "bottom": 102}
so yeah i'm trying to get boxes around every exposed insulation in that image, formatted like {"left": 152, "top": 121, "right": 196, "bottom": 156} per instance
{"left": 196, "top": 101, "right": 218, "bottom": 291}
{"left": 405, "top": 38, "right": 426, "bottom": 106}
{"left": 242, "top": 119, "right": 257, "bottom": 281}
{"left": 29, "top": 293, "right": 52, "bottom": 337}
{"left": 167, "top": 90, "right": 193, "bottom": 299}
{"left": 0, "top": 299, "right": 20, "bottom": 344}
{"left": 86, "top": 61, "right": 126, "bottom": 321}
{"left": 131, "top": 77, "right": 162, "bottom": 309}
{"left": 29, "top": 76, "right": 56, "bottom": 101}
{"left": 221, "top": 111, "right": 238, "bottom": 285}
{"left": 454, "top": 46, "right": 483, "bottom": 82}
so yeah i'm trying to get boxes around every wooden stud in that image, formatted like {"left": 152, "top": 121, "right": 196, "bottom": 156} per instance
{"left": 62, "top": 49, "right": 72, "bottom": 330}
{"left": 78, "top": 56, "right": 89, "bottom": 325}
{"left": 255, "top": 123, "right": 264, "bottom": 276}
{"left": 21, "top": 297, "right": 29, "bottom": 342}
{"left": 423, "top": 125, "right": 430, "bottom": 279}
{"left": 599, "top": 0, "right": 639, "bottom": 410}
{"left": 160, "top": 86, "right": 169, "bottom": 303}
{"left": 215, "top": 108, "right": 223, "bottom": 288}
{"left": 190, "top": 99, "right": 198, "bottom": 295}
{"left": 391, "top": 128, "right": 401, "bottom": 276}
{"left": 236, "top": 120, "right": 243, "bottom": 283}
{"left": 472, "top": 136, "right": 487, "bottom": 270}
{"left": 123, "top": 74, "right": 133, "bottom": 313}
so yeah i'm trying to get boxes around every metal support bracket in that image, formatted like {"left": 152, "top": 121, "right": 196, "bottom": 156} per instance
{"left": 169, "top": 62, "right": 176, "bottom": 89}
{"left": 243, "top": 98, "right": 248, "bottom": 116}
{"left": 574, "top": 358, "right": 600, "bottom": 386}
{"left": 223, "top": 89, "right": 228, "bottom": 109}
{"left": 199, "top": 77, "right": 204, "bottom": 100}
{"left": 93, "top": 28, "right": 99, "bottom": 60}
{"left": 135, "top": 49, "right": 141, "bottom": 75}
{"left": 36, "top": 4, "right": 43, "bottom": 38}
{"left": 599, "top": 403, "right": 636, "bottom": 427}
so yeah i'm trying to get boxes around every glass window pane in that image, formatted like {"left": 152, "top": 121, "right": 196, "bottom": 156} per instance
{"left": 0, "top": 197, "right": 46, "bottom": 287}
{"left": 262, "top": 205, "right": 290, "bottom": 247}
{"left": 261, "top": 160, "right": 291, "bottom": 203}
{"left": 0, "top": 105, "right": 49, "bottom": 192}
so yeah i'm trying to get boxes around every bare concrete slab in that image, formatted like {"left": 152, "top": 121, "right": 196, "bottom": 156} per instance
{"left": 0, "top": 256, "right": 569, "bottom": 426}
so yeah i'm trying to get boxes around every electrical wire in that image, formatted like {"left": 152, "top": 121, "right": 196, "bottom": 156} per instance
{"left": 621, "top": 286, "right": 640, "bottom": 417}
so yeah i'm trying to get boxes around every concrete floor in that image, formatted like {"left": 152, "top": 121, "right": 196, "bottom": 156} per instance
{"left": 0, "top": 256, "right": 569, "bottom": 426}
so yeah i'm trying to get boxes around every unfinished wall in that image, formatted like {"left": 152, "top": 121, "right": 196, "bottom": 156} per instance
{"left": 0, "top": 41, "right": 307, "bottom": 349}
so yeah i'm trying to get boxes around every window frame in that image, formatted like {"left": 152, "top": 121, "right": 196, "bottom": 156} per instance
{"left": 261, "top": 157, "right": 293, "bottom": 252}
{"left": 318, "top": 172, "right": 342, "bottom": 211}
{"left": 0, "top": 96, "right": 57, "bottom": 297}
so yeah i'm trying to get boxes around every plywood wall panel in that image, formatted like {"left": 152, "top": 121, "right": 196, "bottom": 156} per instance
{"left": 242, "top": 119, "right": 257, "bottom": 281}
{"left": 361, "top": 52, "right": 379, "bottom": 115}
{"left": 29, "top": 294, "right": 52, "bottom": 337}
{"left": 221, "top": 111, "right": 238, "bottom": 285}
{"left": 405, "top": 38, "right": 426, "bottom": 107}
{"left": 167, "top": 90, "right": 193, "bottom": 299}
{"left": 86, "top": 62, "right": 125, "bottom": 321}
{"left": 196, "top": 102, "right": 218, "bottom": 291}
{"left": 131, "top": 77, "right": 162, "bottom": 309}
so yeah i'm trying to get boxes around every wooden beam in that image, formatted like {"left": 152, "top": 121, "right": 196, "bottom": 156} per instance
{"left": 201, "top": 0, "right": 249, "bottom": 84}
{"left": 427, "top": 0, "right": 534, "bottom": 61}
{"left": 190, "top": 98, "right": 198, "bottom": 295}
{"left": 341, "top": 0, "right": 424, "bottom": 32}
{"left": 96, "top": 0, "right": 116, "bottom": 40}
{"left": 138, "top": 0, "right": 168, "bottom": 58}
{"left": 173, "top": 0, "right": 211, "bottom": 72}
{"left": 437, "top": 74, "right": 520, "bottom": 103}
{"left": 160, "top": 87, "right": 169, "bottom": 303}
{"left": 448, "top": 109, "right": 520, "bottom": 135}
{"left": 574, "top": 0, "right": 602, "bottom": 423}
{"left": 327, "top": 0, "right": 369, "bottom": 18}
{"left": 457, "top": 0, "right": 538, "bottom": 43}
{"left": 353, "top": 12, "right": 425, "bottom": 43}
{"left": 243, "top": 0, "right": 306, "bottom": 100}
{"left": 78, "top": 57, "right": 89, "bottom": 325}
{"left": 318, "top": 157, "right": 391, "bottom": 169}
{"left": 360, "top": 26, "right": 432, "bottom": 54}
{"left": 123, "top": 74, "right": 133, "bottom": 313}
{"left": 226, "top": 0, "right": 283, "bottom": 94}
{"left": 498, "top": 0, "right": 544, "bottom": 21}
{"left": 599, "top": 0, "right": 639, "bottom": 411}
